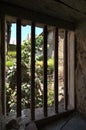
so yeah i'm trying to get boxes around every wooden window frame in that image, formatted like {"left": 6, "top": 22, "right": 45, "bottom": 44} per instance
{"left": 0, "top": 13, "right": 75, "bottom": 125}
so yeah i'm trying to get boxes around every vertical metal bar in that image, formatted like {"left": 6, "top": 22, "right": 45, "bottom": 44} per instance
{"left": 64, "top": 30, "right": 68, "bottom": 110}
{"left": 43, "top": 25, "right": 48, "bottom": 117}
{"left": 31, "top": 22, "right": 35, "bottom": 120}
{"left": 16, "top": 19, "right": 21, "bottom": 117}
{"left": 54, "top": 27, "right": 59, "bottom": 113}
{"left": 7, "top": 23, "right": 11, "bottom": 51}
{"left": 1, "top": 14, "right": 6, "bottom": 115}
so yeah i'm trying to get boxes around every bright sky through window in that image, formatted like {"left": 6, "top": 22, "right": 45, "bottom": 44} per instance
{"left": 10, "top": 24, "right": 43, "bottom": 44}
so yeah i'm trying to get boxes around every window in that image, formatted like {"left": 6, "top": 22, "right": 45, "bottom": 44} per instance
{"left": 0, "top": 15, "right": 75, "bottom": 122}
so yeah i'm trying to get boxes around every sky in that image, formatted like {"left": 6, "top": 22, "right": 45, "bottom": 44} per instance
{"left": 10, "top": 24, "right": 43, "bottom": 44}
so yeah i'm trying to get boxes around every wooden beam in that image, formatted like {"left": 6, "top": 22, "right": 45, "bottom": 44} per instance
{"left": 74, "top": 35, "right": 77, "bottom": 110}
{"left": 0, "top": 2, "right": 75, "bottom": 30}
{"left": 54, "top": 27, "right": 59, "bottom": 113}
{"left": 1, "top": 14, "right": 6, "bottom": 115}
{"left": 43, "top": 25, "right": 48, "bottom": 117}
{"left": 16, "top": 19, "right": 21, "bottom": 117}
{"left": 31, "top": 22, "right": 35, "bottom": 120}
{"left": 64, "top": 30, "right": 68, "bottom": 110}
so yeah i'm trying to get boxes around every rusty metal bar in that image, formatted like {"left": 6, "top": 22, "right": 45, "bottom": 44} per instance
{"left": 1, "top": 14, "right": 6, "bottom": 115}
{"left": 16, "top": 19, "right": 21, "bottom": 117}
{"left": 31, "top": 22, "right": 35, "bottom": 120}
{"left": 64, "top": 30, "right": 68, "bottom": 110}
{"left": 43, "top": 25, "right": 48, "bottom": 117}
{"left": 54, "top": 27, "right": 59, "bottom": 113}
{"left": 7, "top": 23, "right": 11, "bottom": 51}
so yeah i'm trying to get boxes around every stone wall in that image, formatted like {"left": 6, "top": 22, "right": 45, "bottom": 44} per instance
{"left": 0, "top": 19, "right": 2, "bottom": 130}
{"left": 76, "top": 22, "right": 86, "bottom": 116}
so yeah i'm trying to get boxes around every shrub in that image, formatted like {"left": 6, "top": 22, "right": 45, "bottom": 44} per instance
{"left": 6, "top": 36, "right": 54, "bottom": 112}
{"left": 48, "top": 58, "right": 54, "bottom": 74}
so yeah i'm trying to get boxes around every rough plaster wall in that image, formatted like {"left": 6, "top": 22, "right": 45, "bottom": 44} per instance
{"left": 76, "top": 22, "right": 86, "bottom": 115}
{"left": 0, "top": 20, "right": 2, "bottom": 130}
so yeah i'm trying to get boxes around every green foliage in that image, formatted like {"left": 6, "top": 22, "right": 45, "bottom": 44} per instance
{"left": 8, "top": 51, "right": 16, "bottom": 57}
{"left": 21, "top": 83, "right": 31, "bottom": 109}
{"left": 6, "top": 35, "right": 54, "bottom": 112}
{"left": 6, "top": 83, "right": 17, "bottom": 112}
{"left": 48, "top": 58, "right": 54, "bottom": 66}
{"left": 36, "top": 61, "right": 43, "bottom": 68}
{"left": 6, "top": 51, "right": 16, "bottom": 68}
{"left": 21, "top": 40, "right": 31, "bottom": 64}
{"left": 6, "top": 61, "right": 14, "bottom": 67}
{"left": 48, "top": 89, "right": 54, "bottom": 106}
{"left": 35, "top": 35, "right": 43, "bottom": 51}
{"left": 48, "top": 58, "right": 54, "bottom": 74}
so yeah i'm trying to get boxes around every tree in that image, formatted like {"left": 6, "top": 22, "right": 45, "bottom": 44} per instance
{"left": 6, "top": 35, "right": 44, "bottom": 112}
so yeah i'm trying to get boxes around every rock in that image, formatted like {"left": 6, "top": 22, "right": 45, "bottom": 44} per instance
{"left": 6, "top": 119, "right": 20, "bottom": 130}
{"left": 25, "top": 122, "right": 38, "bottom": 130}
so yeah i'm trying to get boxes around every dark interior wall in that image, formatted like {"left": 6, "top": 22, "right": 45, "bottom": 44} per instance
{"left": 0, "top": 1, "right": 75, "bottom": 30}
{"left": 76, "top": 22, "right": 86, "bottom": 116}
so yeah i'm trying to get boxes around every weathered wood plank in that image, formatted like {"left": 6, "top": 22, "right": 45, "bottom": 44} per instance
{"left": 74, "top": 34, "right": 76, "bottom": 109}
